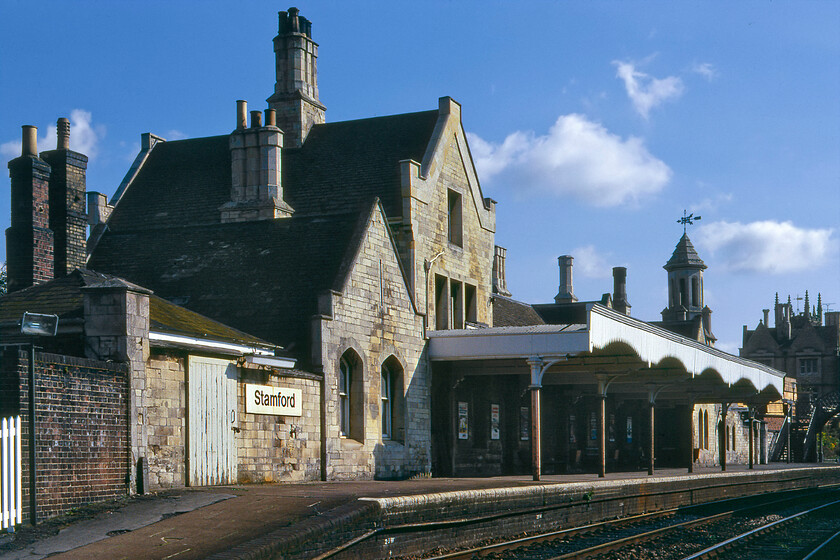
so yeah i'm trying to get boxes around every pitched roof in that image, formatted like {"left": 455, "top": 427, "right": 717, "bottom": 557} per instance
{"left": 0, "top": 269, "right": 274, "bottom": 348}
{"left": 107, "top": 135, "right": 232, "bottom": 232}
{"left": 104, "top": 110, "right": 439, "bottom": 233}
{"left": 492, "top": 296, "right": 545, "bottom": 327}
{"left": 665, "top": 233, "right": 707, "bottom": 270}
{"left": 89, "top": 208, "right": 370, "bottom": 359}
{"left": 284, "top": 111, "right": 438, "bottom": 218}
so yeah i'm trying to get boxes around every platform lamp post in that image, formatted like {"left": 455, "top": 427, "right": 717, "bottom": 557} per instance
{"left": 20, "top": 312, "right": 59, "bottom": 526}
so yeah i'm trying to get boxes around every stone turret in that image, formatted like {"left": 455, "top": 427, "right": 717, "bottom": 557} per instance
{"left": 661, "top": 233, "right": 707, "bottom": 322}
{"left": 267, "top": 7, "right": 326, "bottom": 148}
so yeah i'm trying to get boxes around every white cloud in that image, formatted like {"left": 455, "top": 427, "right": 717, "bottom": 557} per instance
{"left": 571, "top": 245, "right": 612, "bottom": 278}
{"left": 613, "top": 60, "right": 684, "bottom": 119}
{"left": 166, "top": 129, "right": 188, "bottom": 141}
{"left": 690, "top": 192, "right": 734, "bottom": 213}
{"left": 692, "top": 62, "right": 718, "bottom": 81}
{"left": 0, "top": 110, "right": 104, "bottom": 166}
{"left": 695, "top": 220, "right": 837, "bottom": 274}
{"left": 468, "top": 114, "right": 671, "bottom": 207}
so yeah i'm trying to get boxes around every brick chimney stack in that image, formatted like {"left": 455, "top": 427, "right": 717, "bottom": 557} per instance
{"left": 267, "top": 7, "right": 326, "bottom": 148}
{"left": 6, "top": 126, "right": 55, "bottom": 292}
{"left": 41, "top": 117, "right": 88, "bottom": 278}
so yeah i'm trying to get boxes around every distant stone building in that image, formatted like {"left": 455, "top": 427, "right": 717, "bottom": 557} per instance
{"left": 740, "top": 292, "right": 840, "bottom": 460}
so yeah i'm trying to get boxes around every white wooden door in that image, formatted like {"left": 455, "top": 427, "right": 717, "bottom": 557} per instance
{"left": 188, "top": 356, "right": 238, "bottom": 486}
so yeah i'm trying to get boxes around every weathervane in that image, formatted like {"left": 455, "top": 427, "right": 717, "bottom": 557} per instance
{"left": 677, "top": 209, "right": 701, "bottom": 234}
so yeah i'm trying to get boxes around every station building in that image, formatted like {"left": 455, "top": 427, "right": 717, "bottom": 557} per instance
{"left": 1, "top": 7, "right": 785, "bottom": 516}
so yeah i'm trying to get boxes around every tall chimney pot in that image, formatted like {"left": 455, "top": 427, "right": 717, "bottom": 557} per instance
{"left": 236, "top": 100, "right": 247, "bottom": 130}
{"left": 21, "top": 125, "right": 37, "bottom": 156}
{"left": 57, "top": 117, "right": 70, "bottom": 150}
{"left": 265, "top": 108, "right": 277, "bottom": 127}
{"left": 250, "top": 110, "right": 262, "bottom": 128}
{"left": 762, "top": 309, "right": 770, "bottom": 325}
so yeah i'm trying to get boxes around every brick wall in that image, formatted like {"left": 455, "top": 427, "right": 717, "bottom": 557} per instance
{"left": 0, "top": 349, "right": 129, "bottom": 522}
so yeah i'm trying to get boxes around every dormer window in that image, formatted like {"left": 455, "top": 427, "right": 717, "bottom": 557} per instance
{"left": 448, "top": 189, "right": 462, "bottom": 247}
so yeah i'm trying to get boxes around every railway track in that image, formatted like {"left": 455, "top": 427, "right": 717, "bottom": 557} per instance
{"left": 410, "top": 486, "right": 840, "bottom": 560}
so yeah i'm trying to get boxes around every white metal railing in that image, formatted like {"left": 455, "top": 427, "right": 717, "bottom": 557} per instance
{"left": 1, "top": 416, "right": 22, "bottom": 531}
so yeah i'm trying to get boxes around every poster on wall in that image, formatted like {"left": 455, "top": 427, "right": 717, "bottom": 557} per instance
{"left": 569, "top": 414, "right": 577, "bottom": 444}
{"left": 458, "top": 401, "right": 469, "bottom": 440}
{"left": 590, "top": 411, "right": 598, "bottom": 441}
{"left": 626, "top": 416, "right": 633, "bottom": 443}
{"left": 519, "top": 406, "right": 529, "bottom": 440}
{"left": 490, "top": 404, "right": 500, "bottom": 440}
{"left": 609, "top": 413, "right": 616, "bottom": 442}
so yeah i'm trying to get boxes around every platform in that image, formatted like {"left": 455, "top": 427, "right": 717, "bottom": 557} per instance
{"left": 2, "top": 463, "right": 838, "bottom": 560}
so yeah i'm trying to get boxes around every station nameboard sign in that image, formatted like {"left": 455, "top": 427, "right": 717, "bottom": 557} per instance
{"left": 245, "top": 384, "right": 302, "bottom": 417}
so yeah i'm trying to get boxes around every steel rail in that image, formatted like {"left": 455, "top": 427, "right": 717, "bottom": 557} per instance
{"left": 680, "top": 498, "right": 840, "bottom": 560}
{"left": 803, "top": 527, "right": 840, "bottom": 560}
{"left": 423, "top": 486, "right": 839, "bottom": 560}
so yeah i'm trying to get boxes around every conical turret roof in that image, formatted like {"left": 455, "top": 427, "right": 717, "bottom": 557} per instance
{"left": 664, "top": 233, "right": 707, "bottom": 270}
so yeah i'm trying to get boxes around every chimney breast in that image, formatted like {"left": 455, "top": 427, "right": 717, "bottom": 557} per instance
{"left": 57, "top": 117, "right": 70, "bottom": 150}
{"left": 21, "top": 125, "right": 37, "bottom": 156}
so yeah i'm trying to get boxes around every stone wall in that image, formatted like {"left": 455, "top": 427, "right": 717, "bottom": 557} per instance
{"left": 236, "top": 368, "right": 322, "bottom": 483}
{"left": 144, "top": 353, "right": 186, "bottom": 489}
{"left": 399, "top": 98, "right": 496, "bottom": 331}
{"left": 315, "top": 204, "right": 429, "bottom": 480}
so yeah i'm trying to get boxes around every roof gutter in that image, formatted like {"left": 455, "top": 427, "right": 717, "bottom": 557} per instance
{"left": 149, "top": 331, "right": 293, "bottom": 366}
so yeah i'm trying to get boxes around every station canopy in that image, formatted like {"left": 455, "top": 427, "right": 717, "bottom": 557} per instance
{"left": 428, "top": 303, "right": 784, "bottom": 404}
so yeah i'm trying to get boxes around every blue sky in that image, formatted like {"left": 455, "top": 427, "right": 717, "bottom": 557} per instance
{"left": 1, "top": 1, "right": 838, "bottom": 353}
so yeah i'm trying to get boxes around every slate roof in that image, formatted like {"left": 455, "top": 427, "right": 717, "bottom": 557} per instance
{"left": 665, "top": 233, "right": 707, "bottom": 270}
{"left": 105, "top": 110, "right": 439, "bottom": 233}
{"left": 89, "top": 207, "right": 372, "bottom": 362}
{"left": 284, "top": 111, "right": 438, "bottom": 218}
{"left": 492, "top": 296, "right": 545, "bottom": 327}
{"left": 0, "top": 269, "right": 274, "bottom": 348}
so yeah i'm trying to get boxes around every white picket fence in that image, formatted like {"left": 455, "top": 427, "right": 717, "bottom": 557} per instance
{"left": 1, "top": 416, "right": 22, "bottom": 531}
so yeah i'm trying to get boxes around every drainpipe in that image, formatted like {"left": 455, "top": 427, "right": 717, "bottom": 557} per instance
{"left": 28, "top": 343, "right": 36, "bottom": 525}
{"left": 424, "top": 251, "right": 444, "bottom": 336}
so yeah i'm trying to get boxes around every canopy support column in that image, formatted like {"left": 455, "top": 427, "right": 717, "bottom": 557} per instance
{"left": 530, "top": 385, "right": 541, "bottom": 481}
{"left": 526, "top": 356, "right": 568, "bottom": 482}
{"left": 687, "top": 396, "right": 696, "bottom": 474}
{"left": 748, "top": 408, "right": 755, "bottom": 470}
{"left": 785, "top": 401, "right": 792, "bottom": 464}
{"left": 719, "top": 402, "right": 730, "bottom": 472}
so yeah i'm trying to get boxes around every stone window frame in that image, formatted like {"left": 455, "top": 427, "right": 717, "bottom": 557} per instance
{"left": 447, "top": 189, "right": 463, "bottom": 247}
{"left": 798, "top": 356, "right": 820, "bottom": 376}
{"left": 338, "top": 350, "right": 365, "bottom": 442}
{"left": 380, "top": 356, "right": 405, "bottom": 444}
{"left": 339, "top": 355, "right": 351, "bottom": 437}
